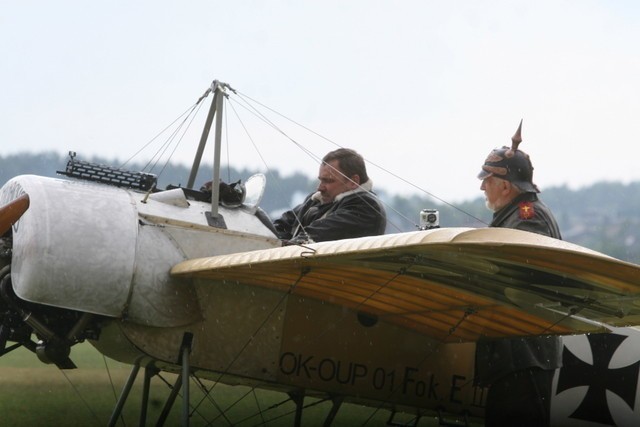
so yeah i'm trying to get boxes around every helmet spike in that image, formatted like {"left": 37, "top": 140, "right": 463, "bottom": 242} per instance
{"left": 511, "top": 119, "right": 523, "bottom": 151}
{"left": 478, "top": 119, "right": 538, "bottom": 193}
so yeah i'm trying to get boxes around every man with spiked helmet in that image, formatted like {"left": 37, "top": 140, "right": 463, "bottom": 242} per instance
{"left": 478, "top": 119, "right": 561, "bottom": 238}
{"left": 475, "top": 120, "right": 562, "bottom": 426}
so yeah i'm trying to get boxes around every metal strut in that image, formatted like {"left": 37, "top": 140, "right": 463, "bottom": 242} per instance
{"left": 140, "top": 365, "right": 160, "bottom": 426}
{"left": 186, "top": 80, "right": 234, "bottom": 229}
{"left": 287, "top": 390, "right": 305, "bottom": 427}
{"left": 107, "top": 333, "right": 194, "bottom": 427}
{"left": 156, "top": 372, "right": 183, "bottom": 426}
{"left": 323, "top": 395, "right": 344, "bottom": 426}
{"left": 108, "top": 360, "right": 142, "bottom": 427}
{"left": 181, "top": 333, "right": 193, "bottom": 427}
{"left": 106, "top": 362, "right": 163, "bottom": 427}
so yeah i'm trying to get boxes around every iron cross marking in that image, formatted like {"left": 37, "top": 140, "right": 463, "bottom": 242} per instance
{"left": 556, "top": 333, "right": 640, "bottom": 425}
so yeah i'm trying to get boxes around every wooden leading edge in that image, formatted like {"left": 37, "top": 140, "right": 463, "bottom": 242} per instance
{"left": 171, "top": 227, "right": 640, "bottom": 343}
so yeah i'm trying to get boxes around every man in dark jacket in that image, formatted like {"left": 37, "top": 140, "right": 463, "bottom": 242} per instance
{"left": 475, "top": 120, "right": 562, "bottom": 426}
{"left": 273, "top": 148, "right": 386, "bottom": 244}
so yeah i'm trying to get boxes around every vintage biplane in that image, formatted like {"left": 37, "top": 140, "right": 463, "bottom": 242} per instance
{"left": 2, "top": 80, "right": 640, "bottom": 426}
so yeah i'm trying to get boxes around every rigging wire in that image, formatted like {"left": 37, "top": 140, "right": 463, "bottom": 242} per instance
{"left": 247, "top": 396, "right": 332, "bottom": 427}
{"left": 235, "top": 90, "right": 488, "bottom": 226}
{"left": 152, "top": 371, "right": 217, "bottom": 426}
{"left": 121, "top": 84, "right": 485, "bottom": 230}
{"left": 227, "top": 94, "right": 414, "bottom": 233}
{"left": 226, "top": 96, "right": 389, "bottom": 240}
{"left": 202, "top": 268, "right": 308, "bottom": 396}
{"left": 59, "top": 369, "right": 103, "bottom": 425}
{"left": 120, "top": 101, "right": 202, "bottom": 169}
{"left": 102, "top": 354, "right": 128, "bottom": 427}
{"left": 119, "top": 90, "right": 212, "bottom": 187}
{"left": 192, "top": 374, "right": 259, "bottom": 424}
{"left": 314, "top": 265, "right": 411, "bottom": 342}
{"left": 181, "top": 374, "right": 246, "bottom": 426}
{"left": 250, "top": 388, "right": 267, "bottom": 426}
{"left": 151, "top": 98, "right": 207, "bottom": 178}
{"left": 226, "top": 99, "right": 280, "bottom": 179}
{"left": 200, "top": 385, "right": 255, "bottom": 426}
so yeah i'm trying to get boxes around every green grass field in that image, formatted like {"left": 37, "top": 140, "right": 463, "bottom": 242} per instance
{"left": 0, "top": 342, "right": 448, "bottom": 426}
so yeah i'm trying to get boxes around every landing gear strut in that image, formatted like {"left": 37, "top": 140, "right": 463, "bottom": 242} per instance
{"left": 108, "top": 332, "right": 194, "bottom": 426}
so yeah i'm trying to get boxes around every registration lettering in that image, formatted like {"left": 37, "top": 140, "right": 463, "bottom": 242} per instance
{"left": 279, "top": 352, "right": 480, "bottom": 405}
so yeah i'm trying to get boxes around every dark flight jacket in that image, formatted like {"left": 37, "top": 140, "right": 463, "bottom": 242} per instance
{"left": 475, "top": 192, "right": 563, "bottom": 386}
{"left": 273, "top": 180, "right": 387, "bottom": 243}
{"left": 490, "top": 192, "right": 562, "bottom": 239}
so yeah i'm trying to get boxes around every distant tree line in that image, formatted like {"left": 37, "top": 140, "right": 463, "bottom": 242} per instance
{"left": 2, "top": 152, "right": 640, "bottom": 263}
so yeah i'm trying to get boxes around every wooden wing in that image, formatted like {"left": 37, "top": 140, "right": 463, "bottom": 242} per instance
{"left": 171, "top": 228, "right": 640, "bottom": 343}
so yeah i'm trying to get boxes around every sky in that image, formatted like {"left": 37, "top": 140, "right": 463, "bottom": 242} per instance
{"left": 2, "top": 1, "right": 640, "bottom": 203}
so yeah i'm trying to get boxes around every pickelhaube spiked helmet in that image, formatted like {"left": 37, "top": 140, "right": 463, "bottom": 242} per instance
{"left": 477, "top": 119, "right": 539, "bottom": 193}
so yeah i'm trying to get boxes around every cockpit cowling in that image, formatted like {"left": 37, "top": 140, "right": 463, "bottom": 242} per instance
{"left": 1, "top": 174, "right": 279, "bottom": 328}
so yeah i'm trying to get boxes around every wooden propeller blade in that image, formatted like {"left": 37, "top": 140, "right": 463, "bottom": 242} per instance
{"left": 0, "top": 194, "right": 30, "bottom": 236}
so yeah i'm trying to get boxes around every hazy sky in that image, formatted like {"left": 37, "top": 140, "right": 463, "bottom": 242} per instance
{"left": 2, "top": 1, "right": 639, "bottom": 203}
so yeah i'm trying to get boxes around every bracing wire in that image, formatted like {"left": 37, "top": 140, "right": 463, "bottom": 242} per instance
{"left": 231, "top": 94, "right": 324, "bottom": 163}
{"left": 120, "top": 101, "right": 203, "bottom": 169}
{"left": 102, "top": 354, "right": 123, "bottom": 411}
{"left": 226, "top": 94, "right": 422, "bottom": 233}
{"left": 152, "top": 99, "right": 207, "bottom": 178}
{"left": 235, "top": 90, "right": 488, "bottom": 226}
{"left": 120, "top": 88, "right": 214, "bottom": 185}
{"left": 59, "top": 369, "right": 102, "bottom": 424}
{"left": 122, "top": 84, "right": 485, "bottom": 230}
{"left": 203, "top": 268, "right": 308, "bottom": 395}
{"left": 226, "top": 96, "right": 388, "bottom": 240}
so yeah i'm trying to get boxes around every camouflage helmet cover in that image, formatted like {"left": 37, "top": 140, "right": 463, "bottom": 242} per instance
{"left": 477, "top": 120, "right": 539, "bottom": 193}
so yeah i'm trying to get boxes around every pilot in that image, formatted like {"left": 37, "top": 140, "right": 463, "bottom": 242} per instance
{"left": 475, "top": 120, "right": 562, "bottom": 426}
{"left": 273, "top": 148, "right": 387, "bottom": 244}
